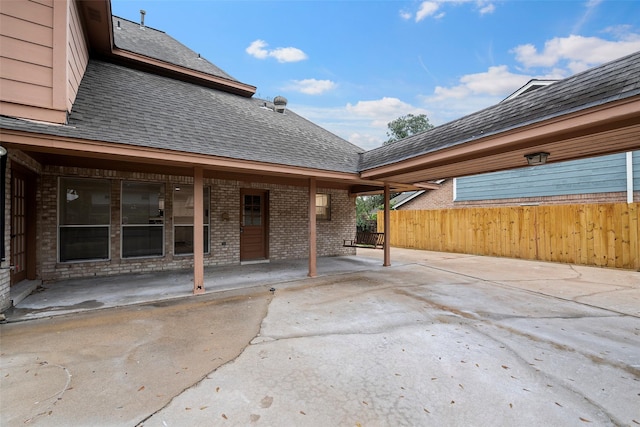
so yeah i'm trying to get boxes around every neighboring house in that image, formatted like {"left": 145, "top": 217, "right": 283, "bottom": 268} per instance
{"left": 391, "top": 180, "right": 454, "bottom": 210}
{"left": 392, "top": 152, "right": 640, "bottom": 210}
{"left": 1, "top": 0, "right": 639, "bottom": 312}
{"left": 454, "top": 151, "right": 640, "bottom": 207}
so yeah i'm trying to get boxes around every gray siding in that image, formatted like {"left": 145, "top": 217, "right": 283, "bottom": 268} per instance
{"left": 455, "top": 151, "right": 638, "bottom": 201}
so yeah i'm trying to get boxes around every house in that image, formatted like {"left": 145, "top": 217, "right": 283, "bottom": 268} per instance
{"left": 0, "top": 1, "right": 408, "bottom": 311}
{"left": 392, "top": 151, "right": 639, "bottom": 210}
{"left": 1, "top": 0, "right": 639, "bottom": 313}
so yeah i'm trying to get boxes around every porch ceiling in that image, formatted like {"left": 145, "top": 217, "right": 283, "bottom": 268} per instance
{"left": 361, "top": 97, "right": 640, "bottom": 183}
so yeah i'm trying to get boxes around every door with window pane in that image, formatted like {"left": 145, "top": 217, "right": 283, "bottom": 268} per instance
{"left": 11, "top": 172, "right": 26, "bottom": 283}
{"left": 11, "top": 167, "right": 36, "bottom": 284}
{"left": 240, "top": 190, "right": 267, "bottom": 261}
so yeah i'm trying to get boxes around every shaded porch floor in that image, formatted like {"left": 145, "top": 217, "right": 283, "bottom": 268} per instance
{"left": 6, "top": 255, "right": 384, "bottom": 321}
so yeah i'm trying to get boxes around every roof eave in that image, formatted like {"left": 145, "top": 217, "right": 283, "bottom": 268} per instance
{"left": 109, "top": 48, "right": 256, "bottom": 97}
{"left": 77, "top": 0, "right": 256, "bottom": 97}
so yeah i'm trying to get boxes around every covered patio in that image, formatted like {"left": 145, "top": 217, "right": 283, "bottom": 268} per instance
{"left": 5, "top": 253, "right": 384, "bottom": 322}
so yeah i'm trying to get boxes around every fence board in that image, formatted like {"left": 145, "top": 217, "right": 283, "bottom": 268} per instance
{"left": 380, "top": 203, "right": 640, "bottom": 270}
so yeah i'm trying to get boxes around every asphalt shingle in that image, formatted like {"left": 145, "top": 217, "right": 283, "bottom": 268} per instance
{"left": 0, "top": 60, "right": 363, "bottom": 173}
{"left": 112, "top": 16, "right": 238, "bottom": 82}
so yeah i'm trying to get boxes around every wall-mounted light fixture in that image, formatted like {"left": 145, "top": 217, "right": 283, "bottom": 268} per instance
{"left": 524, "top": 152, "right": 549, "bottom": 166}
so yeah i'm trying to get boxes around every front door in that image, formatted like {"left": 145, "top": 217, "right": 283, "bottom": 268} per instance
{"left": 240, "top": 190, "right": 268, "bottom": 261}
{"left": 11, "top": 169, "right": 33, "bottom": 284}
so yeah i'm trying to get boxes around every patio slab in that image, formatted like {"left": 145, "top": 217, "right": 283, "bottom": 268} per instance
{"left": 1, "top": 248, "right": 638, "bottom": 426}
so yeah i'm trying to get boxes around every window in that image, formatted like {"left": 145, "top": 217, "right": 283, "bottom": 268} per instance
{"left": 316, "top": 193, "right": 331, "bottom": 220}
{"left": 173, "top": 185, "right": 210, "bottom": 255}
{"left": 243, "top": 194, "right": 262, "bottom": 226}
{"left": 59, "top": 178, "right": 110, "bottom": 262}
{"left": 122, "top": 182, "right": 164, "bottom": 258}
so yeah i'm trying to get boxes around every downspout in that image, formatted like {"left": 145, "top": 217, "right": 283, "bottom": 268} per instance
{"left": 627, "top": 151, "right": 634, "bottom": 204}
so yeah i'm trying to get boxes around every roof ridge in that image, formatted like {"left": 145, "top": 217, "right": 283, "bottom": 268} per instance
{"left": 113, "top": 15, "right": 165, "bottom": 34}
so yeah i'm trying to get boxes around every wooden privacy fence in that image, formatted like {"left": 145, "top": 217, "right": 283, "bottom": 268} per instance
{"left": 378, "top": 203, "right": 639, "bottom": 270}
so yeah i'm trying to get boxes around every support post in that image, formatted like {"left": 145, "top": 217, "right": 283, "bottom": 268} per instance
{"left": 627, "top": 151, "right": 634, "bottom": 204}
{"left": 193, "top": 167, "right": 205, "bottom": 294}
{"left": 383, "top": 183, "right": 391, "bottom": 267}
{"left": 308, "top": 177, "right": 317, "bottom": 277}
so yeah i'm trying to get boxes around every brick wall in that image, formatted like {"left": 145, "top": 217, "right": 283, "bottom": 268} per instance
{"left": 34, "top": 167, "right": 355, "bottom": 282}
{"left": 398, "top": 180, "right": 455, "bottom": 210}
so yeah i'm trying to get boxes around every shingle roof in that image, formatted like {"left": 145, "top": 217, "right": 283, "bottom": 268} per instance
{"left": 0, "top": 60, "right": 363, "bottom": 173}
{"left": 112, "top": 16, "right": 238, "bottom": 82}
{"left": 390, "top": 190, "right": 425, "bottom": 208}
{"left": 360, "top": 50, "right": 640, "bottom": 171}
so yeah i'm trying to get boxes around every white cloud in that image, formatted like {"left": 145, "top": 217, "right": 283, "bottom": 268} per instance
{"left": 399, "top": 10, "right": 412, "bottom": 20}
{"left": 416, "top": 2, "right": 441, "bottom": 22}
{"left": 478, "top": 3, "right": 495, "bottom": 15}
{"left": 269, "top": 47, "right": 308, "bottom": 63}
{"left": 246, "top": 40, "right": 269, "bottom": 59}
{"left": 413, "top": 0, "right": 495, "bottom": 22}
{"left": 293, "top": 98, "right": 432, "bottom": 150}
{"left": 346, "top": 97, "right": 431, "bottom": 128}
{"left": 431, "top": 65, "right": 532, "bottom": 102}
{"left": 286, "top": 79, "right": 337, "bottom": 95}
{"left": 572, "top": 0, "right": 603, "bottom": 34}
{"left": 512, "top": 33, "right": 640, "bottom": 73}
{"left": 245, "top": 39, "right": 308, "bottom": 63}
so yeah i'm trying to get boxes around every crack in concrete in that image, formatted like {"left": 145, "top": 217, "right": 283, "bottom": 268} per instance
{"left": 23, "top": 361, "right": 73, "bottom": 425}
{"left": 414, "top": 262, "right": 639, "bottom": 319}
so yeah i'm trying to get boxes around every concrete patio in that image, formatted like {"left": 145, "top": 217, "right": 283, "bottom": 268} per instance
{"left": 1, "top": 248, "right": 638, "bottom": 426}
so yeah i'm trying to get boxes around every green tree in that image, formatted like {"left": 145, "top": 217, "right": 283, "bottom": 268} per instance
{"left": 356, "top": 195, "right": 383, "bottom": 230}
{"left": 355, "top": 194, "right": 397, "bottom": 231}
{"left": 384, "top": 113, "right": 434, "bottom": 145}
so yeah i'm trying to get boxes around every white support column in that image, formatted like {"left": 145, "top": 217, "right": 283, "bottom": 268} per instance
{"left": 308, "top": 177, "right": 317, "bottom": 277}
{"left": 383, "top": 184, "right": 391, "bottom": 267}
{"left": 193, "top": 167, "right": 205, "bottom": 294}
{"left": 627, "top": 151, "right": 634, "bottom": 204}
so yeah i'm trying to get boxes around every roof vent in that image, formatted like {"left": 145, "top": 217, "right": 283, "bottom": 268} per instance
{"left": 273, "top": 96, "right": 287, "bottom": 114}
{"left": 140, "top": 9, "right": 146, "bottom": 28}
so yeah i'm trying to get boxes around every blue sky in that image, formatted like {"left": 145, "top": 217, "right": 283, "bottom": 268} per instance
{"left": 111, "top": 0, "right": 640, "bottom": 150}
